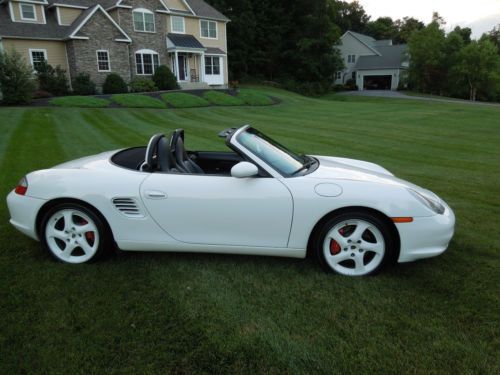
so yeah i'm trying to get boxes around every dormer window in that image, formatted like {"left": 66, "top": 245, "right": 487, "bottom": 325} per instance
{"left": 171, "top": 16, "right": 185, "bottom": 34}
{"left": 133, "top": 8, "right": 155, "bottom": 32}
{"left": 20, "top": 3, "right": 37, "bottom": 21}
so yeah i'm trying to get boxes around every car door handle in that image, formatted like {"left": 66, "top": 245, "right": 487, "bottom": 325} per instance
{"left": 145, "top": 190, "right": 167, "bottom": 199}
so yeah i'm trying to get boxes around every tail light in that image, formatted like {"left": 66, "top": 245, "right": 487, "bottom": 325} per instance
{"left": 15, "top": 176, "right": 28, "bottom": 196}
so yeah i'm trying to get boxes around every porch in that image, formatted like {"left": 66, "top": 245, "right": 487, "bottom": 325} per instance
{"left": 166, "top": 34, "right": 226, "bottom": 88}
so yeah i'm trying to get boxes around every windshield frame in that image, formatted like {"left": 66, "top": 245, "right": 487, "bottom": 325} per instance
{"left": 229, "top": 125, "right": 317, "bottom": 178}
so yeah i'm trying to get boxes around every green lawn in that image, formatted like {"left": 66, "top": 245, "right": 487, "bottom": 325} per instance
{"left": 237, "top": 88, "right": 275, "bottom": 105}
{"left": 0, "top": 87, "right": 498, "bottom": 374}
{"left": 50, "top": 95, "right": 110, "bottom": 108}
{"left": 161, "top": 92, "right": 210, "bottom": 108}
{"left": 203, "top": 90, "right": 245, "bottom": 106}
{"left": 111, "top": 93, "right": 166, "bottom": 108}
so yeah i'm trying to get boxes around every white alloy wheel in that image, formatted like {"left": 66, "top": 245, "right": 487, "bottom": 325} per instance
{"left": 322, "top": 219, "right": 386, "bottom": 276}
{"left": 45, "top": 209, "right": 100, "bottom": 264}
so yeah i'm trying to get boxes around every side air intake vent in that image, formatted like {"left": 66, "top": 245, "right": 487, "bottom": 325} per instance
{"left": 112, "top": 198, "right": 144, "bottom": 218}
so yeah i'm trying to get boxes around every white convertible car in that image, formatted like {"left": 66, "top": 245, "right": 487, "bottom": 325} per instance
{"left": 7, "top": 125, "right": 455, "bottom": 276}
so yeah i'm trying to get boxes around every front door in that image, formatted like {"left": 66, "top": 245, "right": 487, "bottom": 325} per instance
{"left": 178, "top": 54, "right": 188, "bottom": 81}
{"left": 140, "top": 174, "right": 293, "bottom": 248}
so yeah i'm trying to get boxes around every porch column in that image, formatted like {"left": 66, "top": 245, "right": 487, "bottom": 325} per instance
{"left": 200, "top": 52, "right": 206, "bottom": 83}
{"left": 174, "top": 50, "right": 180, "bottom": 81}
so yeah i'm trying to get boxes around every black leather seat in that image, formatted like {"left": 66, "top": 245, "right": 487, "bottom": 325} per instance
{"left": 171, "top": 130, "right": 204, "bottom": 174}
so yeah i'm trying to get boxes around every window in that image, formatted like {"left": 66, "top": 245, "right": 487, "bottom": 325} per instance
{"left": 336, "top": 71, "right": 342, "bottom": 80}
{"left": 171, "top": 16, "right": 185, "bottom": 33}
{"left": 96, "top": 50, "right": 110, "bottom": 72}
{"left": 29, "top": 49, "right": 47, "bottom": 71}
{"left": 136, "top": 51, "right": 159, "bottom": 75}
{"left": 20, "top": 3, "right": 36, "bottom": 21}
{"left": 347, "top": 54, "right": 356, "bottom": 64}
{"left": 205, "top": 56, "right": 220, "bottom": 75}
{"left": 133, "top": 9, "right": 155, "bottom": 32}
{"left": 200, "top": 20, "right": 217, "bottom": 39}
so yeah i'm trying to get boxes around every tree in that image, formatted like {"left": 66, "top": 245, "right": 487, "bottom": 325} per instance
{"left": 0, "top": 48, "right": 36, "bottom": 105}
{"left": 329, "top": 0, "right": 370, "bottom": 34}
{"left": 480, "top": 24, "right": 500, "bottom": 53}
{"left": 408, "top": 22, "right": 447, "bottom": 94}
{"left": 365, "top": 17, "right": 397, "bottom": 40}
{"left": 394, "top": 17, "right": 425, "bottom": 44}
{"left": 453, "top": 40, "right": 500, "bottom": 101}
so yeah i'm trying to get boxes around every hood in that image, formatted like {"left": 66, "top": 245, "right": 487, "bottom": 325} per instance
{"left": 308, "top": 156, "right": 424, "bottom": 191}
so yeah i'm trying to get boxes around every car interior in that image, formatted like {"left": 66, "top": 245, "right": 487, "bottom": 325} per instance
{"left": 111, "top": 129, "right": 247, "bottom": 176}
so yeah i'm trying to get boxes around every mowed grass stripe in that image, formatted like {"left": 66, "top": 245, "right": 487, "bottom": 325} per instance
{"left": 0, "top": 87, "right": 498, "bottom": 374}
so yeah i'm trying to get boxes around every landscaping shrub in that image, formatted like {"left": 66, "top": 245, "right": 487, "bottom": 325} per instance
{"left": 130, "top": 78, "right": 157, "bottom": 93}
{"left": 111, "top": 94, "right": 165, "bottom": 108}
{"left": 103, "top": 73, "right": 128, "bottom": 94}
{"left": 0, "top": 49, "right": 36, "bottom": 105}
{"left": 72, "top": 73, "right": 96, "bottom": 95}
{"left": 344, "top": 79, "right": 358, "bottom": 91}
{"left": 283, "top": 80, "right": 331, "bottom": 97}
{"left": 203, "top": 90, "right": 244, "bottom": 106}
{"left": 161, "top": 92, "right": 210, "bottom": 108}
{"left": 35, "top": 60, "right": 69, "bottom": 96}
{"left": 152, "top": 65, "right": 179, "bottom": 90}
{"left": 332, "top": 84, "right": 346, "bottom": 92}
{"left": 51, "top": 96, "right": 110, "bottom": 108}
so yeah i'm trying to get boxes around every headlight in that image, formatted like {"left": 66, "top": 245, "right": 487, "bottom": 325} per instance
{"left": 408, "top": 189, "right": 445, "bottom": 214}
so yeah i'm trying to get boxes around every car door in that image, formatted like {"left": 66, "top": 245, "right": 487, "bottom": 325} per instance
{"left": 140, "top": 173, "right": 293, "bottom": 247}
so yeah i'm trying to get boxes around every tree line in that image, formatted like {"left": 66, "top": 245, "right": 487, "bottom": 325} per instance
{"left": 206, "top": 0, "right": 500, "bottom": 100}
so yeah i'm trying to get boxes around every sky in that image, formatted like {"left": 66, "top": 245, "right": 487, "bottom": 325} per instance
{"left": 353, "top": 0, "right": 500, "bottom": 38}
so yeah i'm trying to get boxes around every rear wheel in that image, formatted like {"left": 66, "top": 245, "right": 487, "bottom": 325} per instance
{"left": 40, "top": 203, "right": 111, "bottom": 264}
{"left": 314, "top": 211, "right": 395, "bottom": 276}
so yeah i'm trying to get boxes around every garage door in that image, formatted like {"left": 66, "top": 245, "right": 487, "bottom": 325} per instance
{"left": 363, "top": 75, "right": 392, "bottom": 90}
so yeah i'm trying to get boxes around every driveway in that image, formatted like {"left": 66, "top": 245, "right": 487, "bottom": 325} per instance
{"left": 341, "top": 90, "right": 500, "bottom": 107}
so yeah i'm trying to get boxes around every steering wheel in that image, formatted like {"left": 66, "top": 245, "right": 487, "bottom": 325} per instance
{"left": 141, "top": 134, "right": 164, "bottom": 171}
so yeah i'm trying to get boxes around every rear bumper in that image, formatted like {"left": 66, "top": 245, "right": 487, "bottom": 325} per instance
{"left": 397, "top": 203, "right": 455, "bottom": 263}
{"left": 6, "top": 190, "right": 46, "bottom": 241}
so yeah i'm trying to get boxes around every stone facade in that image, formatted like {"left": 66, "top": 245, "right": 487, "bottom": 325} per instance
{"left": 66, "top": 11, "right": 131, "bottom": 89}
{"left": 117, "top": 1, "right": 170, "bottom": 79}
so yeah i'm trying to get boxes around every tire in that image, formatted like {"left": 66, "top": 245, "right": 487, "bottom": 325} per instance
{"left": 40, "top": 203, "right": 111, "bottom": 264}
{"left": 314, "top": 211, "right": 395, "bottom": 276}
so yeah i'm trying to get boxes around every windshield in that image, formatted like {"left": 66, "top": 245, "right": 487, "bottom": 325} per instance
{"left": 236, "top": 127, "right": 305, "bottom": 176}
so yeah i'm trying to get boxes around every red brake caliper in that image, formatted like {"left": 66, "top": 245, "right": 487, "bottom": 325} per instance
{"left": 330, "top": 228, "right": 345, "bottom": 255}
{"left": 80, "top": 219, "right": 95, "bottom": 243}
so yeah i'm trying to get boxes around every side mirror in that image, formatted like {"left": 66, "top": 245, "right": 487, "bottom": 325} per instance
{"left": 231, "top": 162, "right": 259, "bottom": 178}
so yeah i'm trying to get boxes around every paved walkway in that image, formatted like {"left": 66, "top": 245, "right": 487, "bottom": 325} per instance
{"left": 341, "top": 90, "right": 500, "bottom": 107}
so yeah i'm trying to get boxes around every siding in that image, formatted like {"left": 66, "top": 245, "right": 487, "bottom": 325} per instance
{"left": 178, "top": 16, "right": 226, "bottom": 51}
{"left": 166, "top": 0, "right": 190, "bottom": 11}
{"left": 1, "top": 38, "right": 70, "bottom": 79}
{"left": 10, "top": 3, "right": 45, "bottom": 24}
{"left": 57, "top": 7, "right": 82, "bottom": 26}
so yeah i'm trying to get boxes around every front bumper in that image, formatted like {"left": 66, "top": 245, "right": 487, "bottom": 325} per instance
{"left": 6, "top": 190, "right": 47, "bottom": 241}
{"left": 397, "top": 202, "right": 455, "bottom": 263}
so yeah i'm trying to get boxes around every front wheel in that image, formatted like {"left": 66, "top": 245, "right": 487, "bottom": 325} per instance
{"left": 40, "top": 203, "right": 111, "bottom": 264}
{"left": 314, "top": 211, "right": 396, "bottom": 276}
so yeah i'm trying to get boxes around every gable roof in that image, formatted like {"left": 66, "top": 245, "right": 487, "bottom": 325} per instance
{"left": 67, "top": 4, "right": 131, "bottom": 42}
{"left": 184, "top": 0, "right": 229, "bottom": 21}
{"left": 355, "top": 44, "right": 408, "bottom": 70}
{"left": 343, "top": 31, "right": 380, "bottom": 56}
{"left": 0, "top": 2, "right": 131, "bottom": 41}
{"left": 0, "top": 4, "right": 70, "bottom": 40}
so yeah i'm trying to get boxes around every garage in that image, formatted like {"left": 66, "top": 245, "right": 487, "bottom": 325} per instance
{"left": 363, "top": 75, "right": 392, "bottom": 90}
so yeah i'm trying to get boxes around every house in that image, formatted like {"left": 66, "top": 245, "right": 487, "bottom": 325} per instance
{"left": 335, "top": 31, "right": 408, "bottom": 91}
{"left": 0, "top": 0, "right": 229, "bottom": 91}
